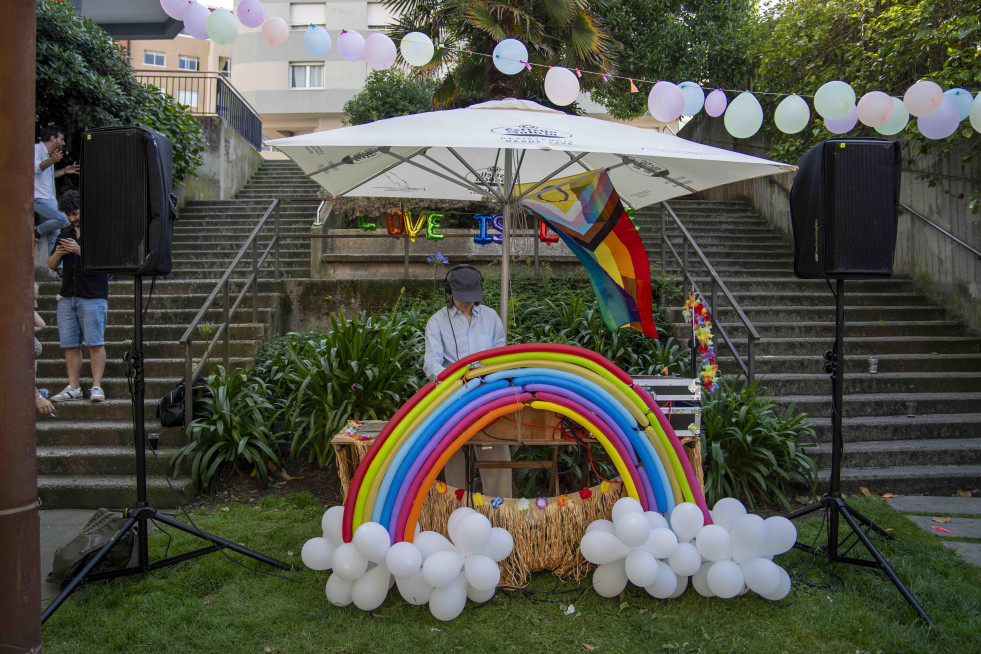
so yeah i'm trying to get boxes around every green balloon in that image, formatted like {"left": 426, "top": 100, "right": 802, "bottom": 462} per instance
{"left": 874, "top": 98, "right": 909, "bottom": 136}
{"left": 206, "top": 8, "right": 239, "bottom": 45}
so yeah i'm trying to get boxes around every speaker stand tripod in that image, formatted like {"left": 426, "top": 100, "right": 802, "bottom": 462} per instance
{"left": 41, "top": 275, "right": 293, "bottom": 624}
{"left": 784, "top": 279, "right": 933, "bottom": 627}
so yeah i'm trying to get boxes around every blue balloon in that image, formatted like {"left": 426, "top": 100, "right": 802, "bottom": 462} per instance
{"left": 492, "top": 38, "right": 528, "bottom": 76}
{"left": 303, "top": 24, "right": 331, "bottom": 57}
{"left": 679, "top": 81, "right": 705, "bottom": 117}
{"left": 944, "top": 88, "right": 973, "bottom": 121}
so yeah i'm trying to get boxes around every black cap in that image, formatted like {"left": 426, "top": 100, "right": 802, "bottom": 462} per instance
{"left": 448, "top": 267, "right": 483, "bottom": 302}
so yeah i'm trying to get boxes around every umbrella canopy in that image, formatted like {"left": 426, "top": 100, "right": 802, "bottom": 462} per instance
{"left": 267, "top": 99, "right": 794, "bottom": 209}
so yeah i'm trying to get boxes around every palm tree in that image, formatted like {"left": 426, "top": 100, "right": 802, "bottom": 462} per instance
{"left": 383, "top": 0, "right": 620, "bottom": 108}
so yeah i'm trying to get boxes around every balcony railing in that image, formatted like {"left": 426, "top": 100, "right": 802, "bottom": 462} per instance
{"left": 134, "top": 70, "right": 262, "bottom": 150}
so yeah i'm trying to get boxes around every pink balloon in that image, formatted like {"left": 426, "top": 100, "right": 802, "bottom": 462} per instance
{"left": 161, "top": 0, "right": 195, "bottom": 20}
{"left": 648, "top": 81, "right": 685, "bottom": 123}
{"left": 182, "top": 2, "right": 210, "bottom": 39}
{"left": 338, "top": 30, "right": 366, "bottom": 61}
{"left": 364, "top": 33, "right": 397, "bottom": 70}
{"left": 904, "top": 80, "right": 943, "bottom": 117}
{"left": 705, "top": 90, "right": 727, "bottom": 117}
{"left": 261, "top": 16, "right": 289, "bottom": 46}
{"left": 543, "top": 67, "right": 580, "bottom": 106}
{"left": 918, "top": 97, "right": 960, "bottom": 140}
{"left": 856, "top": 91, "right": 894, "bottom": 127}
{"left": 825, "top": 107, "right": 858, "bottom": 134}
{"left": 236, "top": 0, "right": 265, "bottom": 29}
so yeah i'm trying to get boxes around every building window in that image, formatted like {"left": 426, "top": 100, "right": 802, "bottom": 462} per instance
{"left": 289, "top": 63, "right": 324, "bottom": 89}
{"left": 176, "top": 90, "right": 199, "bottom": 107}
{"left": 143, "top": 50, "right": 165, "bottom": 67}
{"left": 219, "top": 57, "right": 231, "bottom": 77}
{"left": 178, "top": 55, "right": 199, "bottom": 71}
{"left": 367, "top": 2, "right": 394, "bottom": 30}
{"left": 290, "top": 3, "right": 326, "bottom": 29}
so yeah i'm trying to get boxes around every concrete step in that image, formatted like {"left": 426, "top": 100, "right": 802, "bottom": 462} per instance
{"left": 715, "top": 305, "right": 949, "bottom": 323}
{"left": 772, "top": 392, "right": 981, "bottom": 418}
{"left": 823, "top": 464, "right": 981, "bottom": 495}
{"left": 810, "top": 438, "right": 981, "bottom": 469}
{"left": 38, "top": 398, "right": 198, "bottom": 422}
{"left": 716, "top": 291, "right": 930, "bottom": 307}
{"left": 807, "top": 414, "right": 981, "bottom": 443}
{"left": 759, "top": 372, "right": 981, "bottom": 395}
{"left": 745, "top": 336, "right": 981, "bottom": 356}
{"left": 716, "top": 353, "right": 981, "bottom": 375}
{"left": 37, "top": 474, "right": 192, "bottom": 509}
{"left": 36, "top": 292, "right": 282, "bottom": 312}
{"left": 36, "top": 306, "right": 276, "bottom": 326}
{"left": 36, "top": 422, "right": 185, "bottom": 447}
{"left": 36, "top": 444, "right": 182, "bottom": 475}
{"left": 717, "top": 320, "right": 967, "bottom": 339}
{"left": 36, "top": 356, "right": 252, "bottom": 378}
{"left": 37, "top": 376, "right": 229, "bottom": 398}
{"left": 37, "top": 323, "right": 266, "bottom": 343}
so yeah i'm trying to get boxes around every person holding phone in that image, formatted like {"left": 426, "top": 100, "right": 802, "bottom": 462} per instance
{"left": 34, "top": 125, "right": 79, "bottom": 256}
{"left": 47, "top": 190, "right": 109, "bottom": 403}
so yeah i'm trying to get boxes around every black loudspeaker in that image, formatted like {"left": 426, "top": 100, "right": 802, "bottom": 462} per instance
{"left": 80, "top": 126, "right": 176, "bottom": 275}
{"left": 790, "top": 138, "right": 902, "bottom": 279}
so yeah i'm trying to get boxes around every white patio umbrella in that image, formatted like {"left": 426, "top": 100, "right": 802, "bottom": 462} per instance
{"left": 267, "top": 99, "right": 794, "bottom": 326}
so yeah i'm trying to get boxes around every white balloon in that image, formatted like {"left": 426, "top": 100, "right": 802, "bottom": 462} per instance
{"left": 300, "top": 536, "right": 335, "bottom": 571}
{"left": 580, "top": 530, "right": 631, "bottom": 565}
{"left": 455, "top": 512, "right": 492, "bottom": 555}
{"left": 331, "top": 543, "right": 368, "bottom": 580}
{"left": 643, "top": 511, "right": 669, "bottom": 530}
{"left": 325, "top": 573, "right": 355, "bottom": 606}
{"left": 467, "top": 584, "right": 496, "bottom": 603}
{"left": 711, "top": 498, "right": 747, "bottom": 531}
{"left": 615, "top": 512, "right": 651, "bottom": 548}
{"left": 585, "top": 519, "right": 616, "bottom": 534}
{"left": 740, "top": 557, "right": 782, "bottom": 596}
{"left": 353, "top": 522, "right": 391, "bottom": 564}
{"left": 695, "top": 524, "right": 732, "bottom": 563}
{"left": 644, "top": 560, "right": 679, "bottom": 599}
{"left": 447, "top": 507, "right": 476, "bottom": 544}
{"left": 706, "top": 560, "right": 744, "bottom": 599}
{"left": 544, "top": 66, "right": 580, "bottom": 107}
{"left": 723, "top": 91, "right": 764, "bottom": 139}
{"left": 667, "top": 541, "right": 701, "bottom": 577}
{"left": 429, "top": 573, "right": 468, "bottom": 621}
{"left": 642, "top": 527, "right": 679, "bottom": 560}
{"left": 400, "top": 31, "right": 435, "bottom": 67}
{"left": 668, "top": 573, "right": 688, "bottom": 598}
{"left": 385, "top": 541, "right": 422, "bottom": 578}
{"left": 669, "top": 503, "right": 704, "bottom": 542}
{"left": 422, "top": 549, "right": 465, "bottom": 588}
{"left": 814, "top": 80, "right": 856, "bottom": 120}
{"left": 774, "top": 94, "right": 810, "bottom": 134}
{"left": 625, "top": 549, "right": 660, "bottom": 587}
{"left": 479, "top": 527, "right": 514, "bottom": 563}
{"left": 730, "top": 514, "right": 766, "bottom": 563}
{"left": 395, "top": 570, "right": 434, "bottom": 605}
{"left": 464, "top": 554, "right": 501, "bottom": 591}
{"left": 415, "top": 531, "right": 453, "bottom": 561}
{"left": 762, "top": 516, "right": 798, "bottom": 556}
{"left": 612, "top": 497, "right": 644, "bottom": 524}
{"left": 691, "top": 561, "right": 715, "bottom": 597}
{"left": 760, "top": 566, "right": 792, "bottom": 601}
{"left": 969, "top": 92, "right": 981, "bottom": 132}
{"left": 351, "top": 563, "right": 392, "bottom": 611}
{"left": 322, "top": 506, "right": 345, "bottom": 544}
{"left": 592, "top": 559, "right": 628, "bottom": 598}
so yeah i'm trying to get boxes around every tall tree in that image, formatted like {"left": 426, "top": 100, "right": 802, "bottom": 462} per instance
{"left": 343, "top": 69, "right": 437, "bottom": 125}
{"left": 383, "top": 0, "right": 620, "bottom": 108}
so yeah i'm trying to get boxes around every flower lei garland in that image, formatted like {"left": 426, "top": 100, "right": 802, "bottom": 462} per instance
{"left": 434, "top": 479, "right": 621, "bottom": 512}
{"left": 683, "top": 291, "right": 719, "bottom": 393}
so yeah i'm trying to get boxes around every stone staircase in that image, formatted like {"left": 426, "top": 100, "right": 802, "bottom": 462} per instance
{"left": 635, "top": 199, "right": 981, "bottom": 495}
{"left": 35, "top": 160, "right": 320, "bottom": 508}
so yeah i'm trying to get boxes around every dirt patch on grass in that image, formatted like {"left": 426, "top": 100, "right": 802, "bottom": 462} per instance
{"left": 185, "top": 460, "right": 345, "bottom": 512}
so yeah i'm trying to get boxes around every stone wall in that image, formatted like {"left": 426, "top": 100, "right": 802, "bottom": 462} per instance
{"left": 174, "top": 115, "right": 262, "bottom": 204}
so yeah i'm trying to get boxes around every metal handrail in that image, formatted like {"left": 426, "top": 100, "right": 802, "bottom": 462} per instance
{"left": 178, "top": 199, "right": 282, "bottom": 428}
{"left": 659, "top": 202, "right": 759, "bottom": 382}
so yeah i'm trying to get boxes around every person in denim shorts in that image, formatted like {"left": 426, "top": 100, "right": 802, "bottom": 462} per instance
{"left": 46, "top": 190, "right": 110, "bottom": 403}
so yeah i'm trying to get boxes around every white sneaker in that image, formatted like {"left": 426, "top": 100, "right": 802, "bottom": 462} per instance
{"left": 51, "top": 385, "right": 83, "bottom": 402}
{"left": 89, "top": 387, "right": 105, "bottom": 403}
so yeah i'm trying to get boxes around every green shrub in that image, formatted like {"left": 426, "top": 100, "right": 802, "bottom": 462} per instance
{"left": 700, "top": 375, "right": 818, "bottom": 510}
{"left": 170, "top": 366, "right": 280, "bottom": 493}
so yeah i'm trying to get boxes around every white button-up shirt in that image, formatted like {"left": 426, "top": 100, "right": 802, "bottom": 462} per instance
{"left": 424, "top": 303, "right": 506, "bottom": 382}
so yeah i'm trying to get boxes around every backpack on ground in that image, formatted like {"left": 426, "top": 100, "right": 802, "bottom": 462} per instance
{"left": 156, "top": 375, "right": 210, "bottom": 427}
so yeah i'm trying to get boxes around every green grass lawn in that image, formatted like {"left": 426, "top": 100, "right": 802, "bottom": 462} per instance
{"left": 41, "top": 493, "right": 981, "bottom": 654}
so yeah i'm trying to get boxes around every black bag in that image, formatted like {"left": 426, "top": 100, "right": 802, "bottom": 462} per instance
{"left": 156, "top": 375, "right": 210, "bottom": 427}
{"left": 48, "top": 508, "right": 137, "bottom": 588}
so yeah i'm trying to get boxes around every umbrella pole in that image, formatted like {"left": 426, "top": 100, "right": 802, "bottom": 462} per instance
{"left": 500, "top": 150, "right": 513, "bottom": 334}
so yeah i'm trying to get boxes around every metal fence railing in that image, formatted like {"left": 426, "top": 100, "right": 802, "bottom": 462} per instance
{"left": 134, "top": 71, "right": 262, "bottom": 150}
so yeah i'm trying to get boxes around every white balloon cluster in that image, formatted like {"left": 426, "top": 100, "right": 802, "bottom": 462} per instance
{"left": 301, "top": 506, "right": 514, "bottom": 621}
{"left": 580, "top": 497, "right": 797, "bottom": 601}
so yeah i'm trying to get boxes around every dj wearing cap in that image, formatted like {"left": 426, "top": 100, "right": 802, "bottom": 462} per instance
{"left": 423, "top": 265, "right": 512, "bottom": 497}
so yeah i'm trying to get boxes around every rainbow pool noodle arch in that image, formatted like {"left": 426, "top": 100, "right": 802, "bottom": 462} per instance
{"left": 341, "top": 344, "right": 711, "bottom": 543}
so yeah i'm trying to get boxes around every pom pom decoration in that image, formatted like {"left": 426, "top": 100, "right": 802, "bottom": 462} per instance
{"left": 824, "top": 107, "right": 858, "bottom": 134}
{"left": 918, "top": 97, "right": 961, "bottom": 140}
{"left": 261, "top": 16, "right": 289, "bottom": 46}
{"left": 236, "top": 0, "right": 266, "bottom": 29}
{"left": 813, "top": 81, "right": 856, "bottom": 120}
{"left": 365, "top": 33, "right": 397, "bottom": 70}
{"left": 647, "top": 81, "right": 686, "bottom": 123}
{"left": 182, "top": 1, "right": 210, "bottom": 39}
{"left": 338, "top": 29, "right": 366, "bottom": 61}
{"left": 856, "top": 91, "right": 895, "bottom": 127}
{"left": 723, "top": 91, "right": 764, "bottom": 139}
{"left": 161, "top": 0, "right": 195, "bottom": 21}
{"left": 544, "top": 67, "right": 580, "bottom": 106}
{"left": 492, "top": 39, "right": 528, "bottom": 76}
{"left": 303, "top": 25, "right": 332, "bottom": 57}
{"left": 904, "top": 80, "right": 944, "bottom": 117}
{"left": 401, "top": 32, "right": 435, "bottom": 67}
{"left": 704, "top": 89, "right": 727, "bottom": 117}
{"left": 774, "top": 94, "right": 810, "bottom": 134}
{"left": 874, "top": 97, "right": 909, "bottom": 136}
{"left": 205, "top": 8, "right": 239, "bottom": 45}
{"left": 678, "top": 81, "right": 705, "bottom": 117}
{"left": 943, "top": 88, "right": 973, "bottom": 121}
